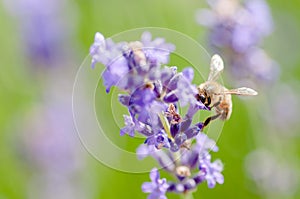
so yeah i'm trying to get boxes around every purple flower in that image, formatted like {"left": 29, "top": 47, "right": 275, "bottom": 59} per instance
{"left": 90, "top": 32, "right": 106, "bottom": 67}
{"left": 90, "top": 32, "right": 225, "bottom": 196}
{"left": 120, "top": 115, "right": 136, "bottom": 137}
{"left": 175, "top": 74, "right": 199, "bottom": 107}
{"left": 90, "top": 33, "right": 129, "bottom": 92}
{"left": 129, "top": 88, "right": 156, "bottom": 115}
{"left": 181, "top": 125, "right": 200, "bottom": 141}
{"left": 3, "top": 0, "right": 75, "bottom": 66}
{"left": 141, "top": 32, "right": 176, "bottom": 66}
{"left": 197, "top": 0, "right": 273, "bottom": 52}
{"left": 245, "top": 149, "right": 299, "bottom": 195}
{"left": 265, "top": 83, "right": 300, "bottom": 133}
{"left": 90, "top": 32, "right": 175, "bottom": 93}
{"left": 145, "top": 101, "right": 168, "bottom": 130}
{"left": 91, "top": 33, "right": 209, "bottom": 150}
{"left": 120, "top": 114, "right": 157, "bottom": 137}
{"left": 199, "top": 153, "right": 224, "bottom": 188}
{"left": 245, "top": 0, "right": 273, "bottom": 36}
{"left": 195, "top": 132, "right": 219, "bottom": 152}
{"left": 196, "top": 0, "right": 278, "bottom": 85}
{"left": 136, "top": 145, "right": 176, "bottom": 172}
{"left": 145, "top": 131, "right": 170, "bottom": 149}
{"left": 136, "top": 144, "right": 157, "bottom": 160}
{"left": 164, "top": 71, "right": 202, "bottom": 107}
{"left": 159, "top": 66, "right": 178, "bottom": 87}
{"left": 245, "top": 47, "right": 279, "bottom": 82}
{"left": 180, "top": 132, "right": 218, "bottom": 169}
{"left": 142, "top": 168, "right": 169, "bottom": 199}
{"left": 186, "top": 102, "right": 209, "bottom": 119}
{"left": 19, "top": 84, "right": 86, "bottom": 198}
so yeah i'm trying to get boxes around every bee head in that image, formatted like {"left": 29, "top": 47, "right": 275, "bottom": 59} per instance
{"left": 197, "top": 84, "right": 211, "bottom": 107}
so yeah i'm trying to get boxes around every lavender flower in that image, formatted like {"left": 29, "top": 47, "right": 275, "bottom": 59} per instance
{"left": 120, "top": 115, "right": 136, "bottom": 137}
{"left": 142, "top": 168, "right": 169, "bottom": 199}
{"left": 199, "top": 153, "right": 224, "bottom": 188}
{"left": 90, "top": 31, "right": 224, "bottom": 197}
{"left": 90, "top": 32, "right": 175, "bottom": 93}
{"left": 145, "top": 130, "right": 171, "bottom": 149}
{"left": 138, "top": 132, "right": 224, "bottom": 196}
{"left": 90, "top": 32, "right": 207, "bottom": 145}
{"left": 245, "top": 149, "right": 299, "bottom": 196}
{"left": 264, "top": 83, "right": 300, "bottom": 134}
{"left": 20, "top": 93, "right": 85, "bottom": 199}
{"left": 3, "top": 0, "right": 76, "bottom": 66}
{"left": 196, "top": 0, "right": 278, "bottom": 85}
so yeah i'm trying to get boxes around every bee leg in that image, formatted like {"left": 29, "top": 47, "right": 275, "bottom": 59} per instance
{"left": 203, "top": 97, "right": 223, "bottom": 128}
{"left": 209, "top": 98, "right": 222, "bottom": 109}
{"left": 209, "top": 97, "right": 222, "bottom": 109}
{"left": 203, "top": 113, "right": 221, "bottom": 127}
{"left": 210, "top": 101, "right": 220, "bottom": 109}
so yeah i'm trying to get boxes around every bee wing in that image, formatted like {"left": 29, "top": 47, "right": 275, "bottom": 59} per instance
{"left": 221, "top": 87, "right": 258, "bottom": 96}
{"left": 207, "top": 54, "right": 224, "bottom": 81}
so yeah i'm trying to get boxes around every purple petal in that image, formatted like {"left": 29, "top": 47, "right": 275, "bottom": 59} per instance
{"left": 184, "top": 126, "right": 201, "bottom": 140}
{"left": 170, "top": 123, "right": 180, "bottom": 138}
{"left": 182, "top": 67, "right": 194, "bottom": 82}
{"left": 214, "top": 172, "right": 224, "bottom": 184}
{"left": 150, "top": 168, "right": 160, "bottom": 182}
{"left": 163, "top": 91, "right": 178, "bottom": 103}
{"left": 160, "top": 66, "right": 177, "bottom": 86}
{"left": 245, "top": 0, "right": 273, "bottom": 36}
{"left": 118, "top": 94, "right": 130, "bottom": 106}
{"left": 142, "top": 182, "right": 155, "bottom": 193}
{"left": 207, "top": 177, "right": 216, "bottom": 188}
{"left": 167, "top": 73, "right": 181, "bottom": 91}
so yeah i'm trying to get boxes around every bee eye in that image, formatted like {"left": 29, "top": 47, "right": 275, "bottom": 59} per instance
{"left": 199, "top": 94, "right": 206, "bottom": 103}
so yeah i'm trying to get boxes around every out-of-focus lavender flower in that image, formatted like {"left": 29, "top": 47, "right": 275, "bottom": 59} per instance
{"left": 245, "top": 149, "right": 299, "bottom": 196}
{"left": 22, "top": 103, "right": 82, "bottom": 173}
{"left": 3, "top": 0, "right": 76, "bottom": 66}
{"left": 197, "top": 0, "right": 272, "bottom": 51}
{"left": 20, "top": 97, "right": 85, "bottom": 199}
{"left": 263, "top": 83, "right": 300, "bottom": 135}
{"left": 90, "top": 32, "right": 224, "bottom": 197}
{"left": 196, "top": 0, "right": 278, "bottom": 85}
{"left": 142, "top": 168, "right": 169, "bottom": 199}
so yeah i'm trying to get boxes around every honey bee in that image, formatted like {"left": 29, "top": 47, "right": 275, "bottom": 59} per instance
{"left": 197, "top": 54, "right": 258, "bottom": 127}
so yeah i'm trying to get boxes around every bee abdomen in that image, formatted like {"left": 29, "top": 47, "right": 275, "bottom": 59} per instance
{"left": 218, "top": 101, "right": 232, "bottom": 120}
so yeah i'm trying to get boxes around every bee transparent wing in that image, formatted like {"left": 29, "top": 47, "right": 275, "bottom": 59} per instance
{"left": 207, "top": 54, "right": 224, "bottom": 81}
{"left": 221, "top": 87, "right": 258, "bottom": 96}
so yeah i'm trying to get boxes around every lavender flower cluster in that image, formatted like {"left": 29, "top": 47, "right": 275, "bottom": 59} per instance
{"left": 196, "top": 0, "right": 278, "bottom": 84}
{"left": 3, "top": 0, "right": 75, "bottom": 66}
{"left": 90, "top": 32, "right": 224, "bottom": 198}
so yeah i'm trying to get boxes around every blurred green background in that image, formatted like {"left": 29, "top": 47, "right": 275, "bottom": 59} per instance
{"left": 0, "top": 0, "right": 300, "bottom": 198}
